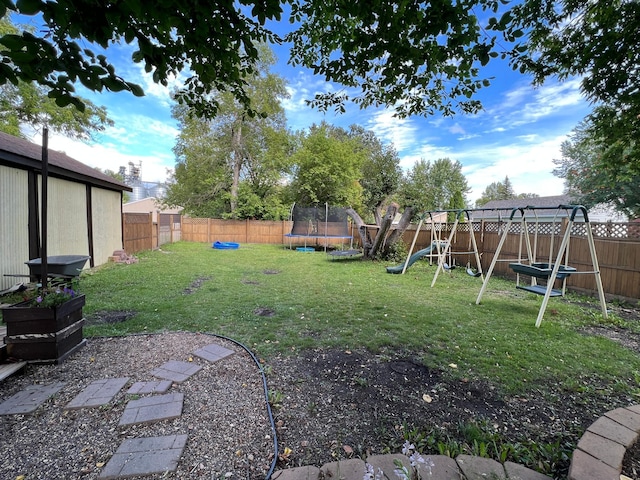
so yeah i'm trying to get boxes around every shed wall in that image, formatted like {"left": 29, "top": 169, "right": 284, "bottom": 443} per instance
{"left": 40, "top": 176, "right": 89, "bottom": 256}
{"left": 0, "top": 165, "right": 29, "bottom": 288}
{"left": 92, "top": 187, "right": 124, "bottom": 265}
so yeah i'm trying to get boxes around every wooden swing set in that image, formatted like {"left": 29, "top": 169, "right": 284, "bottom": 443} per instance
{"left": 475, "top": 204, "right": 608, "bottom": 327}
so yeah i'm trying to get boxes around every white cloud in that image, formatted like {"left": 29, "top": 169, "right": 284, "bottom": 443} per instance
{"left": 455, "top": 135, "right": 568, "bottom": 201}
{"left": 365, "top": 109, "right": 418, "bottom": 153}
{"left": 38, "top": 113, "right": 179, "bottom": 184}
{"left": 281, "top": 71, "right": 356, "bottom": 131}
{"left": 47, "top": 134, "right": 173, "bottom": 183}
{"left": 491, "top": 78, "right": 585, "bottom": 128}
{"left": 449, "top": 123, "right": 466, "bottom": 135}
{"left": 398, "top": 144, "right": 454, "bottom": 170}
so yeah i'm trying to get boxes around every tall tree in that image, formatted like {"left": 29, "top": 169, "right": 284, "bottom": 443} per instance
{"left": 167, "top": 45, "right": 292, "bottom": 219}
{"left": 2, "top": 0, "right": 639, "bottom": 134}
{"left": 400, "top": 158, "right": 470, "bottom": 213}
{"left": 165, "top": 105, "right": 231, "bottom": 217}
{"left": 0, "top": 17, "right": 112, "bottom": 140}
{"left": 501, "top": 0, "right": 640, "bottom": 177}
{"left": 554, "top": 120, "right": 640, "bottom": 219}
{"left": 475, "top": 176, "right": 538, "bottom": 207}
{"left": 348, "top": 125, "right": 402, "bottom": 224}
{"left": 476, "top": 176, "right": 514, "bottom": 206}
{"left": 288, "top": 122, "right": 364, "bottom": 208}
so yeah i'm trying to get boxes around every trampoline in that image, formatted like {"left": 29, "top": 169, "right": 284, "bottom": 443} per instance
{"left": 284, "top": 203, "right": 356, "bottom": 253}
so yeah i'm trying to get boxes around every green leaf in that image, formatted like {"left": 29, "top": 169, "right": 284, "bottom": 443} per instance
{"left": 15, "top": 0, "right": 42, "bottom": 15}
{"left": 127, "top": 82, "right": 145, "bottom": 97}
{"left": 54, "top": 94, "right": 73, "bottom": 108}
{"left": 0, "top": 34, "right": 26, "bottom": 50}
{"left": 103, "top": 76, "right": 127, "bottom": 92}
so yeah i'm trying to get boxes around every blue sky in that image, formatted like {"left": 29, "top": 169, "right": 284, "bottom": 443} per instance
{"left": 19, "top": 14, "right": 593, "bottom": 205}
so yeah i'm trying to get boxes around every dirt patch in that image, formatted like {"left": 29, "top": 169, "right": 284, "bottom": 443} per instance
{"left": 85, "top": 310, "right": 136, "bottom": 325}
{"left": 580, "top": 325, "right": 640, "bottom": 355}
{"left": 267, "top": 344, "right": 638, "bottom": 478}
{"left": 624, "top": 437, "right": 640, "bottom": 479}
{"left": 182, "top": 275, "right": 211, "bottom": 294}
{"left": 254, "top": 307, "right": 276, "bottom": 317}
{"left": 263, "top": 270, "right": 280, "bottom": 275}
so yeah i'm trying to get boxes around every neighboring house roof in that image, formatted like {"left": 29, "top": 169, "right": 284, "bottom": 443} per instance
{"left": 473, "top": 194, "right": 627, "bottom": 222}
{"left": 475, "top": 195, "right": 576, "bottom": 215}
{"left": 472, "top": 195, "right": 584, "bottom": 220}
{"left": 0, "top": 131, "right": 132, "bottom": 192}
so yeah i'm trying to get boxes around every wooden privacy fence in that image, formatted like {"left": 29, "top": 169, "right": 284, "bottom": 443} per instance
{"left": 123, "top": 213, "right": 153, "bottom": 254}
{"left": 123, "top": 213, "right": 181, "bottom": 254}
{"left": 181, "top": 217, "right": 357, "bottom": 248}
{"left": 126, "top": 216, "right": 639, "bottom": 300}
{"left": 182, "top": 217, "right": 292, "bottom": 245}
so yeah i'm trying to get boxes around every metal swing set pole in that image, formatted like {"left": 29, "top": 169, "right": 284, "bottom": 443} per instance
{"left": 476, "top": 207, "right": 522, "bottom": 305}
{"left": 535, "top": 206, "right": 608, "bottom": 327}
{"left": 400, "top": 215, "right": 425, "bottom": 275}
{"left": 431, "top": 210, "right": 461, "bottom": 287}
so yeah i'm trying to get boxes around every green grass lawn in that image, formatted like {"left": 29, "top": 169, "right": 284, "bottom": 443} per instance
{"left": 81, "top": 241, "right": 640, "bottom": 397}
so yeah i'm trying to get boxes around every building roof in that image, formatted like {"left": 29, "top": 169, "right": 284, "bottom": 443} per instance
{"left": 472, "top": 195, "right": 580, "bottom": 219}
{"left": 123, "top": 197, "right": 183, "bottom": 215}
{"left": 0, "top": 131, "right": 132, "bottom": 192}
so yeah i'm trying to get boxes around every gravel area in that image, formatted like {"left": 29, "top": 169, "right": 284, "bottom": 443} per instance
{"left": 0, "top": 333, "right": 275, "bottom": 480}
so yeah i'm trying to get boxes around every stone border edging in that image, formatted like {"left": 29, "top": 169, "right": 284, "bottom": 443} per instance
{"left": 569, "top": 404, "right": 640, "bottom": 480}
{"left": 272, "top": 454, "right": 551, "bottom": 480}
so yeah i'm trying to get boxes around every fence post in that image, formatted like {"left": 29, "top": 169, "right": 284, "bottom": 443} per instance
{"left": 149, "top": 212, "right": 154, "bottom": 250}
{"left": 122, "top": 212, "right": 127, "bottom": 253}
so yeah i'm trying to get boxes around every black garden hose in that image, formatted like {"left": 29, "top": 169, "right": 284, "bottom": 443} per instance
{"left": 208, "top": 333, "right": 279, "bottom": 480}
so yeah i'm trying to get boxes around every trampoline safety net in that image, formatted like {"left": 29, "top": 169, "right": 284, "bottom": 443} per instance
{"left": 289, "top": 205, "right": 351, "bottom": 238}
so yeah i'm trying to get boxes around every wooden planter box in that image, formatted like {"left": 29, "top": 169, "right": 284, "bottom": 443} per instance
{"left": 2, "top": 295, "right": 86, "bottom": 364}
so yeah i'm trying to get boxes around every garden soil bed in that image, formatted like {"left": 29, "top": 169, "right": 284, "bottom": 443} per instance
{"left": 265, "top": 300, "right": 640, "bottom": 479}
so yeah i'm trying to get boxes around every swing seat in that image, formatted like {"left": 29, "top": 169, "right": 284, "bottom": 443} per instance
{"left": 509, "top": 262, "right": 576, "bottom": 280}
{"left": 466, "top": 267, "right": 482, "bottom": 277}
{"left": 516, "top": 284, "right": 564, "bottom": 296}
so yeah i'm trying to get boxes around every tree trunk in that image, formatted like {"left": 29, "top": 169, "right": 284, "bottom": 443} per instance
{"left": 368, "top": 203, "right": 397, "bottom": 258}
{"left": 347, "top": 204, "right": 415, "bottom": 259}
{"left": 385, "top": 206, "right": 414, "bottom": 246}
{"left": 346, "top": 208, "right": 371, "bottom": 256}
{"left": 374, "top": 204, "right": 384, "bottom": 226}
{"left": 230, "top": 119, "right": 244, "bottom": 216}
